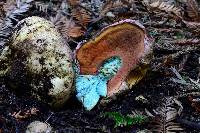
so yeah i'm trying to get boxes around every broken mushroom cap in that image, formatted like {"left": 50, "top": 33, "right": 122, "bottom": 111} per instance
{"left": 76, "top": 19, "right": 151, "bottom": 97}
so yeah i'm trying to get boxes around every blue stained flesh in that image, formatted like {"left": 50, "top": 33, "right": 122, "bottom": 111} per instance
{"left": 75, "top": 57, "right": 122, "bottom": 110}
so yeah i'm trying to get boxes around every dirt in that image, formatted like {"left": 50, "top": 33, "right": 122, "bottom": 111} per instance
{"left": 0, "top": 49, "right": 199, "bottom": 132}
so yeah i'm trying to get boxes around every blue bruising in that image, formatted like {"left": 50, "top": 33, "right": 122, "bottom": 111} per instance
{"left": 75, "top": 56, "right": 122, "bottom": 110}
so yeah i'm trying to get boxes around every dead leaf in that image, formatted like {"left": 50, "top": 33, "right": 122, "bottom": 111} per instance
{"left": 71, "top": 7, "right": 91, "bottom": 27}
{"left": 67, "top": 0, "right": 80, "bottom": 6}
{"left": 3, "top": 0, "right": 16, "bottom": 14}
{"left": 186, "top": 0, "right": 200, "bottom": 21}
{"left": 144, "top": 1, "right": 182, "bottom": 17}
{"left": 50, "top": 13, "right": 84, "bottom": 38}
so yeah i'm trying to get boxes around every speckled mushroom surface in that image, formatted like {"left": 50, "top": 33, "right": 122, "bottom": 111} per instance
{"left": 0, "top": 16, "right": 74, "bottom": 108}
{"left": 26, "top": 121, "right": 52, "bottom": 133}
{"left": 76, "top": 19, "right": 148, "bottom": 97}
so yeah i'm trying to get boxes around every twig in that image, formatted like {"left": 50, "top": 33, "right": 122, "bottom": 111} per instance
{"left": 177, "top": 92, "right": 200, "bottom": 98}
{"left": 45, "top": 112, "right": 54, "bottom": 123}
{"left": 172, "top": 39, "right": 200, "bottom": 45}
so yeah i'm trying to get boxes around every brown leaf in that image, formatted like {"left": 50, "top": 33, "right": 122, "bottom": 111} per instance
{"left": 61, "top": 18, "right": 84, "bottom": 38}
{"left": 62, "top": 23, "right": 84, "bottom": 38}
{"left": 50, "top": 13, "right": 84, "bottom": 38}
{"left": 145, "top": 1, "right": 182, "bottom": 17}
{"left": 3, "top": 0, "right": 16, "bottom": 14}
{"left": 67, "top": 0, "right": 80, "bottom": 6}
{"left": 101, "top": 0, "right": 123, "bottom": 15}
{"left": 186, "top": 0, "right": 200, "bottom": 21}
{"left": 101, "top": 0, "right": 133, "bottom": 16}
{"left": 71, "top": 7, "right": 91, "bottom": 27}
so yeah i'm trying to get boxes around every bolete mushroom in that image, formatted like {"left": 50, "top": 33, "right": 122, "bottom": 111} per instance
{"left": 76, "top": 19, "right": 150, "bottom": 97}
{"left": 0, "top": 16, "right": 75, "bottom": 108}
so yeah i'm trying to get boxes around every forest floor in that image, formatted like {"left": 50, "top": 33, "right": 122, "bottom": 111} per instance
{"left": 0, "top": 0, "right": 200, "bottom": 132}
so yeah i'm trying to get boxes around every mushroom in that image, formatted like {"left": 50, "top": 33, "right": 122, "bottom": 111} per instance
{"left": 76, "top": 19, "right": 150, "bottom": 97}
{"left": 0, "top": 16, "right": 74, "bottom": 108}
{"left": 26, "top": 121, "right": 52, "bottom": 133}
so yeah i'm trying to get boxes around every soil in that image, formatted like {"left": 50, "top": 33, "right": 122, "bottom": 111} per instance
{"left": 0, "top": 50, "right": 199, "bottom": 132}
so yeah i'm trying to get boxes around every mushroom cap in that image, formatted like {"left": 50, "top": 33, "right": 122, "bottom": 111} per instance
{"left": 26, "top": 121, "right": 52, "bottom": 133}
{"left": 5, "top": 16, "right": 74, "bottom": 108}
{"left": 76, "top": 19, "right": 149, "bottom": 96}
